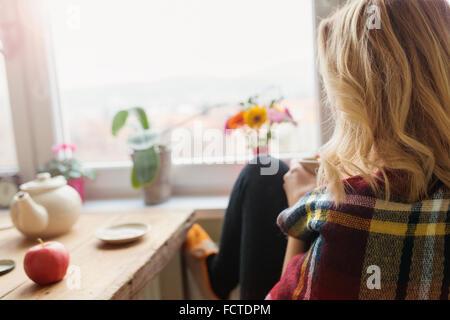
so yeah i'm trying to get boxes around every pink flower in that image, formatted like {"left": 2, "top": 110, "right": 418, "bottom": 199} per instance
{"left": 52, "top": 143, "right": 76, "bottom": 154}
{"left": 284, "top": 108, "right": 293, "bottom": 119}
{"left": 267, "top": 108, "right": 285, "bottom": 123}
{"left": 284, "top": 108, "right": 298, "bottom": 126}
{"left": 67, "top": 143, "right": 76, "bottom": 152}
{"left": 52, "top": 145, "right": 61, "bottom": 154}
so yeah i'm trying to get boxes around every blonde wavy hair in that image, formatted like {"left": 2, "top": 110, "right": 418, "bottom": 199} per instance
{"left": 317, "top": 0, "right": 450, "bottom": 203}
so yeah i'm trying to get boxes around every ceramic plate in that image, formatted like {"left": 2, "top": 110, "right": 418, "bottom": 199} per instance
{"left": 0, "top": 259, "right": 15, "bottom": 276}
{"left": 95, "top": 223, "right": 150, "bottom": 244}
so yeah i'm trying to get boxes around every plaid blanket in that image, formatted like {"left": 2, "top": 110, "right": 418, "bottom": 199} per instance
{"left": 267, "top": 175, "right": 449, "bottom": 300}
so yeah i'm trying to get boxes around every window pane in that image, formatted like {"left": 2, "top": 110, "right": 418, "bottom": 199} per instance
{"left": 47, "top": 0, "right": 318, "bottom": 163}
{"left": 0, "top": 52, "right": 18, "bottom": 170}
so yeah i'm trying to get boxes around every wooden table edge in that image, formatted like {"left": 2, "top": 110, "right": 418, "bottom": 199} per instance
{"left": 111, "top": 210, "right": 195, "bottom": 300}
{"left": 111, "top": 211, "right": 195, "bottom": 300}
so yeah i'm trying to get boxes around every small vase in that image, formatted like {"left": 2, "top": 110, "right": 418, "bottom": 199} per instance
{"left": 132, "top": 145, "right": 172, "bottom": 205}
{"left": 68, "top": 177, "right": 85, "bottom": 203}
{"left": 143, "top": 146, "right": 171, "bottom": 205}
{"left": 252, "top": 145, "right": 270, "bottom": 156}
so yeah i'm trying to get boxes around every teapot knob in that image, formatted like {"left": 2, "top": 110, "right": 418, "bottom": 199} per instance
{"left": 36, "top": 172, "right": 51, "bottom": 181}
{"left": 16, "top": 191, "right": 27, "bottom": 199}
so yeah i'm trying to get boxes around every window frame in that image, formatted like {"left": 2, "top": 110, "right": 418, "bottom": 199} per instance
{"left": 0, "top": 0, "right": 63, "bottom": 180}
{"left": 1, "top": 0, "right": 340, "bottom": 199}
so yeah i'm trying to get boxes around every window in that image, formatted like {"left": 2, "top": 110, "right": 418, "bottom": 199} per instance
{"left": 1, "top": 0, "right": 339, "bottom": 197}
{"left": 46, "top": 0, "right": 319, "bottom": 164}
{"left": 0, "top": 51, "right": 17, "bottom": 171}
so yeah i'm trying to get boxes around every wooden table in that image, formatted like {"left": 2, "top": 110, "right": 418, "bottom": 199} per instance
{"left": 0, "top": 209, "right": 194, "bottom": 299}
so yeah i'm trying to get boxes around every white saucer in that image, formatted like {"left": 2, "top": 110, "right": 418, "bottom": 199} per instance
{"left": 95, "top": 223, "right": 150, "bottom": 244}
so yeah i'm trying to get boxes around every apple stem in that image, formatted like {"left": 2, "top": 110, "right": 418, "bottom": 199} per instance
{"left": 37, "top": 238, "right": 45, "bottom": 246}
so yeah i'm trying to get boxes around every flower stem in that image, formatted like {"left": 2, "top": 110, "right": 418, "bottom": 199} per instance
{"left": 256, "top": 129, "right": 260, "bottom": 155}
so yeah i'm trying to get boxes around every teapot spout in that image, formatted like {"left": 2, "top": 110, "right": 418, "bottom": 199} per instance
{"left": 10, "top": 192, "right": 49, "bottom": 236}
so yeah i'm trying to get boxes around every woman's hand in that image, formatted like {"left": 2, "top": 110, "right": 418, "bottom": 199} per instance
{"left": 283, "top": 161, "right": 317, "bottom": 207}
{"left": 281, "top": 162, "right": 317, "bottom": 273}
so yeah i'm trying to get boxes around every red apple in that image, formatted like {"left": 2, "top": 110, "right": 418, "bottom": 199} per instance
{"left": 24, "top": 239, "right": 70, "bottom": 285}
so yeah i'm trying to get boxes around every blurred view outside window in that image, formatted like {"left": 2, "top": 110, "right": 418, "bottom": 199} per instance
{"left": 47, "top": 0, "right": 318, "bottom": 164}
{"left": 0, "top": 52, "right": 17, "bottom": 170}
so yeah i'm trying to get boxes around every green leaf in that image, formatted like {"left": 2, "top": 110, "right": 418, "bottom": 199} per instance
{"left": 56, "top": 163, "right": 68, "bottom": 173}
{"left": 83, "top": 168, "right": 97, "bottom": 180}
{"left": 111, "top": 110, "right": 129, "bottom": 136}
{"left": 132, "top": 146, "right": 160, "bottom": 188}
{"left": 127, "top": 131, "right": 158, "bottom": 150}
{"left": 131, "top": 166, "right": 142, "bottom": 189}
{"left": 132, "top": 107, "right": 150, "bottom": 131}
{"left": 68, "top": 171, "right": 82, "bottom": 179}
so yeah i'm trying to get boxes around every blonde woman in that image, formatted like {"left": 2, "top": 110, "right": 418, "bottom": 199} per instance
{"left": 268, "top": 0, "right": 449, "bottom": 299}
{"left": 185, "top": 0, "right": 449, "bottom": 300}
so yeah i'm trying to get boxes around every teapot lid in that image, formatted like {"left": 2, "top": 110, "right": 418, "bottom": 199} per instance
{"left": 20, "top": 173, "right": 67, "bottom": 195}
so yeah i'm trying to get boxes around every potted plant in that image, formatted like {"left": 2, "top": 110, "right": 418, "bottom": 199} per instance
{"left": 112, "top": 107, "right": 171, "bottom": 205}
{"left": 40, "top": 143, "right": 96, "bottom": 203}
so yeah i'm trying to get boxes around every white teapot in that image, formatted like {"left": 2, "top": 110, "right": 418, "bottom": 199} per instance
{"left": 10, "top": 173, "right": 82, "bottom": 239}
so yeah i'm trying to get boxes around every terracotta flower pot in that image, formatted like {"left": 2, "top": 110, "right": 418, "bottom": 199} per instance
{"left": 68, "top": 177, "right": 85, "bottom": 203}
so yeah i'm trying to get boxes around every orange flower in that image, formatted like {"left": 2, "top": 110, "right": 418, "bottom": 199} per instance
{"left": 226, "top": 111, "right": 246, "bottom": 130}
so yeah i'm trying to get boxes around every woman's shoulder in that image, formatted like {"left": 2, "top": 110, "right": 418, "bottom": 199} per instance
{"left": 298, "top": 174, "right": 375, "bottom": 208}
{"left": 313, "top": 174, "right": 450, "bottom": 203}
{"left": 297, "top": 174, "right": 450, "bottom": 223}
{"left": 279, "top": 174, "right": 449, "bottom": 241}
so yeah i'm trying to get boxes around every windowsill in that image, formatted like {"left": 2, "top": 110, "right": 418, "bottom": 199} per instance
{"left": 83, "top": 195, "right": 229, "bottom": 214}
{"left": 83, "top": 152, "right": 319, "bottom": 200}
{"left": 0, "top": 196, "right": 228, "bottom": 219}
